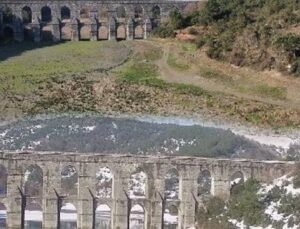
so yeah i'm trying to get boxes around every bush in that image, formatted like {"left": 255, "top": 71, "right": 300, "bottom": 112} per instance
{"left": 293, "top": 163, "right": 300, "bottom": 188}
{"left": 195, "top": 36, "right": 206, "bottom": 48}
{"left": 274, "top": 34, "right": 300, "bottom": 54}
{"left": 188, "top": 27, "right": 198, "bottom": 35}
{"left": 152, "top": 26, "right": 175, "bottom": 38}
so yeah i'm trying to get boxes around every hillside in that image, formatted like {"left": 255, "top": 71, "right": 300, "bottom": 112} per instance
{"left": 155, "top": 0, "right": 300, "bottom": 76}
{"left": 196, "top": 169, "right": 300, "bottom": 229}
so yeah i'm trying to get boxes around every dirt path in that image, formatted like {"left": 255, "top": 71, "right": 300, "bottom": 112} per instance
{"left": 152, "top": 40, "right": 300, "bottom": 109}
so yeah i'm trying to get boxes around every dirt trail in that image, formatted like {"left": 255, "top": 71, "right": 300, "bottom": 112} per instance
{"left": 153, "top": 40, "right": 300, "bottom": 109}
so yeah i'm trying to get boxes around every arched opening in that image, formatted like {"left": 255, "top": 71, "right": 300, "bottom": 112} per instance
{"left": 24, "top": 203, "right": 43, "bottom": 229}
{"left": 163, "top": 205, "right": 178, "bottom": 228}
{"left": 2, "top": 26, "right": 14, "bottom": 43}
{"left": 164, "top": 168, "right": 179, "bottom": 200}
{"left": 0, "top": 165, "right": 7, "bottom": 196}
{"left": 98, "top": 26, "right": 109, "bottom": 40}
{"left": 98, "top": 7, "right": 108, "bottom": 21}
{"left": 116, "top": 6, "right": 126, "bottom": 18}
{"left": 151, "top": 5, "right": 161, "bottom": 28}
{"left": 230, "top": 171, "right": 244, "bottom": 195}
{"left": 60, "top": 203, "right": 77, "bottom": 229}
{"left": 129, "top": 204, "right": 145, "bottom": 229}
{"left": 23, "top": 26, "right": 33, "bottom": 41}
{"left": 22, "top": 6, "right": 32, "bottom": 24}
{"left": 128, "top": 169, "right": 147, "bottom": 199}
{"left": 95, "top": 204, "right": 111, "bottom": 229}
{"left": 134, "top": 6, "right": 143, "bottom": 19}
{"left": 61, "top": 165, "right": 78, "bottom": 196}
{"left": 61, "top": 6, "right": 71, "bottom": 20}
{"left": 2, "top": 7, "right": 13, "bottom": 24}
{"left": 197, "top": 170, "right": 212, "bottom": 196}
{"left": 80, "top": 8, "right": 89, "bottom": 19}
{"left": 96, "top": 167, "right": 113, "bottom": 198}
{"left": 41, "top": 6, "right": 52, "bottom": 23}
{"left": 41, "top": 25, "right": 53, "bottom": 41}
{"left": 152, "top": 5, "right": 161, "bottom": 19}
{"left": 134, "top": 25, "right": 143, "bottom": 39}
{"left": 0, "top": 203, "right": 7, "bottom": 228}
{"left": 23, "top": 165, "right": 43, "bottom": 198}
{"left": 116, "top": 25, "right": 126, "bottom": 40}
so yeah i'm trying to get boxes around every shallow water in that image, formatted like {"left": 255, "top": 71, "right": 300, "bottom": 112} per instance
{"left": 0, "top": 114, "right": 291, "bottom": 160}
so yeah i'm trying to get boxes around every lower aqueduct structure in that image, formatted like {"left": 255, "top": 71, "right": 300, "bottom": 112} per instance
{"left": 0, "top": 151, "right": 294, "bottom": 228}
{"left": 0, "top": 0, "right": 195, "bottom": 42}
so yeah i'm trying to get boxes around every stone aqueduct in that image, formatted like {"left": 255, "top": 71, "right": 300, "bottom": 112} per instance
{"left": 0, "top": 151, "right": 294, "bottom": 228}
{"left": 0, "top": 0, "right": 195, "bottom": 42}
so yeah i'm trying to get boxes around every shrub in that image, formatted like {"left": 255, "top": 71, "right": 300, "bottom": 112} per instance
{"left": 293, "top": 163, "right": 300, "bottom": 188}
{"left": 195, "top": 36, "right": 206, "bottom": 48}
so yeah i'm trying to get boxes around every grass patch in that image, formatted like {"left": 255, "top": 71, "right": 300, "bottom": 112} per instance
{"left": 174, "top": 83, "right": 209, "bottom": 97}
{"left": 255, "top": 84, "right": 287, "bottom": 100}
{"left": 200, "top": 68, "right": 234, "bottom": 83}
{"left": 0, "top": 41, "right": 129, "bottom": 94}
{"left": 239, "top": 84, "right": 287, "bottom": 100}
{"left": 117, "top": 60, "right": 210, "bottom": 97}
{"left": 167, "top": 52, "right": 190, "bottom": 71}
{"left": 181, "top": 42, "right": 197, "bottom": 54}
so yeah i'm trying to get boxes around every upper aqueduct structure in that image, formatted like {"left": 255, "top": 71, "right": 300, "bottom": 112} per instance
{"left": 0, "top": 151, "right": 294, "bottom": 228}
{"left": 0, "top": 0, "right": 195, "bottom": 42}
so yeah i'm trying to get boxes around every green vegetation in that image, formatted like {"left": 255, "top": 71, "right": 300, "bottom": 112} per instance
{"left": 167, "top": 53, "right": 190, "bottom": 70}
{"left": 154, "top": 0, "right": 300, "bottom": 76}
{"left": 0, "top": 41, "right": 129, "bottom": 94}
{"left": 196, "top": 178, "right": 300, "bottom": 228}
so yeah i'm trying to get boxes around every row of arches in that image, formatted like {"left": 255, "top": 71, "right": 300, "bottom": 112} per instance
{"left": 0, "top": 165, "right": 245, "bottom": 199}
{"left": 0, "top": 201, "right": 179, "bottom": 229}
{"left": 0, "top": 5, "right": 161, "bottom": 24}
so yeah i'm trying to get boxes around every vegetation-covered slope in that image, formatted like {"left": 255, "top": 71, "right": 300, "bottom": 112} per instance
{"left": 155, "top": 0, "right": 300, "bottom": 76}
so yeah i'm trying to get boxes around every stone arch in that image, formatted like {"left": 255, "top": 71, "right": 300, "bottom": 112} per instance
{"left": 163, "top": 205, "right": 179, "bottom": 228}
{"left": 2, "top": 6, "right": 13, "bottom": 24}
{"left": 41, "top": 6, "right": 52, "bottom": 22}
{"left": 0, "top": 165, "right": 7, "bottom": 196}
{"left": 116, "top": 6, "right": 126, "bottom": 18}
{"left": 80, "top": 8, "right": 89, "bottom": 19}
{"left": 116, "top": 24, "right": 126, "bottom": 40}
{"left": 134, "top": 25, "right": 144, "bottom": 39}
{"left": 197, "top": 170, "right": 212, "bottom": 196}
{"left": 230, "top": 171, "right": 244, "bottom": 195}
{"left": 24, "top": 202, "right": 43, "bottom": 229}
{"left": 61, "top": 24, "right": 72, "bottom": 40}
{"left": 61, "top": 6, "right": 71, "bottom": 20}
{"left": 24, "top": 26, "right": 33, "bottom": 41}
{"left": 152, "top": 5, "right": 161, "bottom": 19}
{"left": 23, "top": 164, "right": 43, "bottom": 199}
{"left": 95, "top": 204, "right": 111, "bottom": 229}
{"left": 41, "top": 24, "right": 53, "bottom": 41}
{"left": 60, "top": 203, "right": 77, "bottom": 229}
{"left": 134, "top": 5, "right": 144, "bottom": 19}
{"left": 98, "top": 7, "right": 108, "bottom": 21}
{"left": 80, "top": 25, "right": 91, "bottom": 40}
{"left": 61, "top": 165, "right": 78, "bottom": 196}
{"left": 128, "top": 168, "right": 147, "bottom": 199}
{"left": 2, "top": 26, "right": 14, "bottom": 42}
{"left": 164, "top": 168, "right": 179, "bottom": 200}
{"left": 98, "top": 26, "right": 109, "bottom": 40}
{"left": 0, "top": 203, "right": 7, "bottom": 228}
{"left": 22, "top": 6, "right": 32, "bottom": 24}
{"left": 96, "top": 167, "right": 113, "bottom": 198}
{"left": 129, "top": 204, "right": 145, "bottom": 229}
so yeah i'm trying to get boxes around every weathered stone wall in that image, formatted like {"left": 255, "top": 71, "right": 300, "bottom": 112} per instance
{"left": 0, "top": 151, "right": 294, "bottom": 229}
{"left": 0, "top": 0, "right": 197, "bottom": 42}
